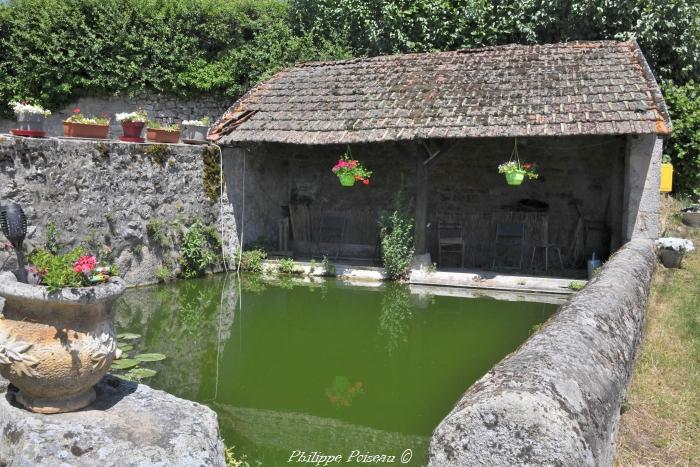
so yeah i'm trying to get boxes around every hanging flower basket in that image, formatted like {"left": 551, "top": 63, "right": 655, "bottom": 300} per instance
{"left": 331, "top": 147, "right": 372, "bottom": 187}
{"left": 498, "top": 138, "right": 539, "bottom": 186}
{"left": 338, "top": 173, "right": 357, "bottom": 187}
{"left": 505, "top": 170, "right": 526, "bottom": 186}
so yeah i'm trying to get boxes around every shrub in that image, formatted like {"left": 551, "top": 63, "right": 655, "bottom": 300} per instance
{"left": 236, "top": 249, "right": 267, "bottom": 273}
{"left": 321, "top": 255, "right": 336, "bottom": 276}
{"left": 662, "top": 81, "right": 700, "bottom": 197}
{"left": 278, "top": 257, "right": 298, "bottom": 274}
{"left": 179, "top": 222, "right": 221, "bottom": 278}
{"left": 379, "top": 196, "right": 415, "bottom": 280}
{"left": 155, "top": 267, "right": 172, "bottom": 283}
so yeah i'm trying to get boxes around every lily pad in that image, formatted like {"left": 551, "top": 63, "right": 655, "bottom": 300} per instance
{"left": 117, "top": 343, "right": 134, "bottom": 352}
{"left": 125, "top": 368, "right": 157, "bottom": 380}
{"left": 117, "top": 333, "right": 141, "bottom": 340}
{"left": 134, "top": 353, "right": 166, "bottom": 362}
{"left": 110, "top": 358, "right": 139, "bottom": 370}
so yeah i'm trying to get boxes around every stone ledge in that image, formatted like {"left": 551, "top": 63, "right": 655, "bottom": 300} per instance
{"left": 0, "top": 375, "right": 225, "bottom": 467}
{"left": 428, "top": 239, "right": 657, "bottom": 466}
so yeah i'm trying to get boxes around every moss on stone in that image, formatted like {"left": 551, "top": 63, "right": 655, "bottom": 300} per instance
{"left": 202, "top": 146, "right": 221, "bottom": 203}
{"left": 144, "top": 144, "right": 171, "bottom": 166}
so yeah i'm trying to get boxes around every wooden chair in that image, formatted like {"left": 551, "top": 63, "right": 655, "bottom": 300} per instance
{"left": 438, "top": 222, "right": 465, "bottom": 268}
{"left": 316, "top": 215, "right": 347, "bottom": 259}
{"left": 491, "top": 223, "right": 526, "bottom": 270}
{"left": 529, "top": 217, "right": 564, "bottom": 273}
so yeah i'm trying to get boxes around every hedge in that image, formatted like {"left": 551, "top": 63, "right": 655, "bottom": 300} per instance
{"left": 0, "top": 0, "right": 349, "bottom": 114}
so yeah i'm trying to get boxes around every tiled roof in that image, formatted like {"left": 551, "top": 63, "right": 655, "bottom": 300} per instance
{"left": 210, "top": 40, "right": 671, "bottom": 145}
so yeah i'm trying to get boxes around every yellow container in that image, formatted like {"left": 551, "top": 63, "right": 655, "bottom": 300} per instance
{"left": 660, "top": 163, "right": 673, "bottom": 193}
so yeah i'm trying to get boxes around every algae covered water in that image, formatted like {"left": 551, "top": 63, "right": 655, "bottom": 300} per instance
{"left": 113, "top": 275, "right": 556, "bottom": 466}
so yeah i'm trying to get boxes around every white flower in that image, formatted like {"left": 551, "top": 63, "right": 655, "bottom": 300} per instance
{"left": 10, "top": 101, "right": 51, "bottom": 116}
{"left": 182, "top": 117, "right": 210, "bottom": 126}
{"left": 656, "top": 237, "right": 695, "bottom": 252}
{"left": 115, "top": 110, "right": 147, "bottom": 122}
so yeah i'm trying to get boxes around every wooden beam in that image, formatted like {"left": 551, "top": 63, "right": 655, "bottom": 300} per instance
{"left": 414, "top": 145, "right": 429, "bottom": 254}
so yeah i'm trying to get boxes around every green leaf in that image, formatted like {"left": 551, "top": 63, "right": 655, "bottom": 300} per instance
{"left": 110, "top": 358, "right": 139, "bottom": 370}
{"left": 134, "top": 353, "right": 166, "bottom": 362}
{"left": 117, "top": 343, "right": 133, "bottom": 352}
{"left": 125, "top": 368, "right": 157, "bottom": 380}
{"left": 117, "top": 333, "right": 141, "bottom": 340}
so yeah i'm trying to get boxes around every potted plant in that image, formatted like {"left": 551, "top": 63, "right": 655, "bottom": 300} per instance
{"left": 0, "top": 248, "right": 123, "bottom": 413}
{"left": 181, "top": 117, "right": 210, "bottom": 144}
{"left": 681, "top": 205, "right": 700, "bottom": 228}
{"left": 116, "top": 110, "right": 148, "bottom": 142}
{"left": 9, "top": 101, "right": 51, "bottom": 137}
{"left": 655, "top": 237, "right": 695, "bottom": 268}
{"left": 63, "top": 108, "right": 110, "bottom": 139}
{"left": 146, "top": 120, "right": 181, "bottom": 144}
{"left": 331, "top": 148, "right": 372, "bottom": 187}
{"left": 498, "top": 138, "right": 539, "bottom": 185}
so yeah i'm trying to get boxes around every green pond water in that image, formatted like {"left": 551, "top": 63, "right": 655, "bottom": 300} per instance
{"left": 113, "top": 275, "right": 556, "bottom": 466}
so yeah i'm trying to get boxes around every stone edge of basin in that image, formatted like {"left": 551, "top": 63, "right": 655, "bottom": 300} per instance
{"left": 428, "top": 239, "right": 656, "bottom": 466}
{"left": 0, "top": 374, "right": 227, "bottom": 466}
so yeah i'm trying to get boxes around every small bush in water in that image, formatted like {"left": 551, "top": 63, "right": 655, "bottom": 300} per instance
{"left": 278, "top": 257, "right": 298, "bottom": 274}
{"left": 237, "top": 249, "right": 267, "bottom": 273}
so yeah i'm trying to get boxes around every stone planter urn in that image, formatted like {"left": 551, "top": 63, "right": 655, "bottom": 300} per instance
{"left": 681, "top": 206, "right": 700, "bottom": 228}
{"left": 0, "top": 271, "right": 125, "bottom": 413}
{"left": 182, "top": 124, "right": 209, "bottom": 144}
{"left": 658, "top": 248, "right": 684, "bottom": 268}
{"left": 16, "top": 112, "right": 47, "bottom": 132}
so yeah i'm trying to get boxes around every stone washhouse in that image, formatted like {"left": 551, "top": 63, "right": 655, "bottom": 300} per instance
{"left": 209, "top": 40, "right": 670, "bottom": 272}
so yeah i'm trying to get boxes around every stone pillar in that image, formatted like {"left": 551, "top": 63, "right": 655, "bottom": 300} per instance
{"left": 622, "top": 134, "right": 662, "bottom": 241}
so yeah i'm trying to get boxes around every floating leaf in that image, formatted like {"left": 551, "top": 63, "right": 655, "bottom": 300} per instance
{"left": 117, "top": 343, "right": 133, "bottom": 352}
{"left": 126, "top": 368, "right": 157, "bottom": 380}
{"left": 110, "top": 358, "right": 139, "bottom": 370}
{"left": 117, "top": 333, "right": 141, "bottom": 340}
{"left": 134, "top": 353, "right": 166, "bottom": 362}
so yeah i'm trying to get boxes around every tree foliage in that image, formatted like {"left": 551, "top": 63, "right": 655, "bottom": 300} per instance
{"left": 0, "top": 0, "right": 349, "bottom": 114}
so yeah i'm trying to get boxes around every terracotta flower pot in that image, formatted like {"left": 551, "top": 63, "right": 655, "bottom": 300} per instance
{"left": 121, "top": 121, "right": 145, "bottom": 139}
{"left": 0, "top": 271, "right": 125, "bottom": 413}
{"left": 68, "top": 122, "right": 109, "bottom": 139}
{"left": 146, "top": 128, "right": 180, "bottom": 144}
{"left": 63, "top": 121, "right": 73, "bottom": 137}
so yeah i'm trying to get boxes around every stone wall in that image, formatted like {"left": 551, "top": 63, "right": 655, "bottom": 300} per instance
{"left": 0, "top": 92, "right": 230, "bottom": 138}
{"left": 0, "top": 135, "right": 238, "bottom": 286}
{"left": 224, "top": 135, "right": 626, "bottom": 266}
{"left": 428, "top": 239, "right": 656, "bottom": 466}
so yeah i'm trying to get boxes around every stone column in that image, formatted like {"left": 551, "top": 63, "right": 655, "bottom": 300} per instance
{"left": 622, "top": 134, "right": 662, "bottom": 241}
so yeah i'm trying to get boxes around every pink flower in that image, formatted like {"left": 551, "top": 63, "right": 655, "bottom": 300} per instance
{"left": 73, "top": 108, "right": 81, "bottom": 114}
{"left": 73, "top": 255, "right": 98, "bottom": 274}
{"left": 363, "top": 179, "right": 370, "bottom": 185}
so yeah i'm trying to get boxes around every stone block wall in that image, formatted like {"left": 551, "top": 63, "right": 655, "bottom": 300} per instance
{"left": 225, "top": 135, "right": 625, "bottom": 267}
{"left": 0, "top": 92, "right": 230, "bottom": 138}
{"left": 0, "top": 135, "right": 237, "bottom": 286}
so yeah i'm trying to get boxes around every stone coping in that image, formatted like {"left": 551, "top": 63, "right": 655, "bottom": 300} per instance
{"left": 428, "top": 239, "right": 656, "bottom": 466}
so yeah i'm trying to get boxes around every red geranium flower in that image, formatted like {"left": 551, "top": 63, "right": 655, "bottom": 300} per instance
{"left": 363, "top": 179, "right": 369, "bottom": 185}
{"left": 523, "top": 163, "right": 532, "bottom": 170}
{"left": 73, "top": 108, "right": 81, "bottom": 114}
